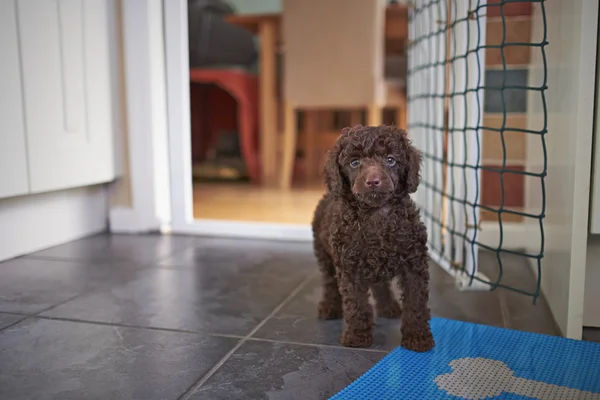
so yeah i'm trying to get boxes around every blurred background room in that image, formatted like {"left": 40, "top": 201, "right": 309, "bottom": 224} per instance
{"left": 186, "top": 0, "right": 409, "bottom": 225}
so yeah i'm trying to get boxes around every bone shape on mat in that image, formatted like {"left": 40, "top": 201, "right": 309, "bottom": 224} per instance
{"left": 434, "top": 357, "right": 600, "bottom": 400}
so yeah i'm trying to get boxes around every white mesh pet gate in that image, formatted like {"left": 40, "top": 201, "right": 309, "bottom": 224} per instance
{"left": 408, "top": 0, "right": 490, "bottom": 290}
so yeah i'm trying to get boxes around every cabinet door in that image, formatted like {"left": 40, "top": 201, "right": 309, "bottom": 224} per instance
{"left": 17, "top": 0, "right": 116, "bottom": 193}
{"left": 0, "top": 0, "right": 29, "bottom": 198}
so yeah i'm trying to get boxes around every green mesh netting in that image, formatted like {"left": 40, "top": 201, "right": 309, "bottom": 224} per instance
{"left": 407, "top": 0, "right": 548, "bottom": 302}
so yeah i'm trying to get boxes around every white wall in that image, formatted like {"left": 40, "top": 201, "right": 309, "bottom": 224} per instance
{"left": 0, "top": 186, "right": 109, "bottom": 262}
{"left": 525, "top": 0, "right": 599, "bottom": 339}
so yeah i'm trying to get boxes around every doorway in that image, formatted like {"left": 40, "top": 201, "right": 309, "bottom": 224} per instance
{"left": 164, "top": 0, "right": 320, "bottom": 240}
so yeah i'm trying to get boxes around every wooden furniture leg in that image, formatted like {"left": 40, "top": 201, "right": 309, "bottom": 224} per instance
{"left": 280, "top": 103, "right": 297, "bottom": 189}
{"left": 367, "top": 103, "right": 382, "bottom": 126}
{"left": 303, "top": 110, "right": 318, "bottom": 183}
{"left": 258, "top": 20, "right": 277, "bottom": 186}
{"left": 396, "top": 92, "right": 407, "bottom": 130}
{"left": 350, "top": 110, "right": 361, "bottom": 126}
{"left": 319, "top": 110, "right": 334, "bottom": 132}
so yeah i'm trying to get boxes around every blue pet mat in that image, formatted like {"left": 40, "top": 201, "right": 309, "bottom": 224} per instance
{"left": 331, "top": 317, "right": 600, "bottom": 400}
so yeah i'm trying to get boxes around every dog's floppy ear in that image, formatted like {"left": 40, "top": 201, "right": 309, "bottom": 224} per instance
{"left": 323, "top": 127, "right": 352, "bottom": 196}
{"left": 405, "top": 136, "right": 422, "bottom": 194}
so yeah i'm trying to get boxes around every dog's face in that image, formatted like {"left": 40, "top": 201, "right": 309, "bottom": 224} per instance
{"left": 324, "top": 125, "right": 422, "bottom": 207}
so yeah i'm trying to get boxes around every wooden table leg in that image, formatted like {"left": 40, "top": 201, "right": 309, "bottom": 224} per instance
{"left": 367, "top": 103, "right": 383, "bottom": 126}
{"left": 280, "top": 102, "right": 297, "bottom": 189}
{"left": 396, "top": 93, "right": 407, "bottom": 130}
{"left": 304, "top": 110, "right": 318, "bottom": 183}
{"left": 258, "top": 20, "right": 277, "bottom": 186}
{"left": 350, "top": 110, "right": 361, "bottom": 126}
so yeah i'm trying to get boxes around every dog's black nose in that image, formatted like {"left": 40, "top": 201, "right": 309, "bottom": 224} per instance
{"left": 365, "top": 177, "right": 382, "bottom": 187}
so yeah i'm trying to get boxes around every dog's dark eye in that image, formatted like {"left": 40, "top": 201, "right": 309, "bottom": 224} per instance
{"left": 386, "top": 156, "right": 396, "bottom": 166}
{"left": 350, "top": 159, "right": 361, "bottom": 168}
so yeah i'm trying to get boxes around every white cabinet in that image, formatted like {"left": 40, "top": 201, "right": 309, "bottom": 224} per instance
{"left": 17, "top": 0, "right": 116, "bottom": 193}
{"left": 0, "top": 1, "right": 29, "bottom": 198}
{"left": 0, "top": 0, "right": 117, "bottom": 198}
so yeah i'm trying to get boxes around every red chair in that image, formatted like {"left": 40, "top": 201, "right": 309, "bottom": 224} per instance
{"left": 189, "top": 68, "right": 260, "bottom": 183}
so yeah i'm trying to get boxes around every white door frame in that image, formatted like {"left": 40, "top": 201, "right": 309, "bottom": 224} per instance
{"left": 109, "top": 0, "right": 171, "bottom": 233}
{"left": 163, "top": 0, "right": 312, "bottom": 241}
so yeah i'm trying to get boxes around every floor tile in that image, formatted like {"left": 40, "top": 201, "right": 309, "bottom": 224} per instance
{"left": 43, "top": 255, "right": 314, "bottom": 335}
{"left": 0, "top": 318, "right": 237, "bottom": 400}
{"left": 0, "top": 258, "right": 139, "bottom": 314}
{"left": 0, "top": 232, "right": 568, "bottom": 399}
{"left": 427, "top": 261, "right": 456, "bottom": 285}
{"left": 0, "top": 314, "right": 25, "bottom": 331}
{"left": 252, "top": 277, "right": 402, "bottom": 350}
{"left": 27, "top": 233, "right": 194, "bottom": 264}
{"left": 502, "top": 290, "right": 558, "bottom": 335}
{"left": 254, "top": 264, "right": 506, "bottom": 350}
{"left": 429, "top": 282, "right": 506, "bottom": 328}
{"left": 188, "top": 340, "right": 384, "bottom": 400}
{"left": 583, "top": 327, "right": 600, "bottom": 343}
{"left": 159, "top": 236, "right": 315, "bottom": 269}
{"left": 478, "top": 251, "right": 560, "bottom": 336}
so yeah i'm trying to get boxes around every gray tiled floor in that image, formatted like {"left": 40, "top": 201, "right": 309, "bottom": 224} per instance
{"left": 0, "top": 233, "right": 594, "bottom": 399}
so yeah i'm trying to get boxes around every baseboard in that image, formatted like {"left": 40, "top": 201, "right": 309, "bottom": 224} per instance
{"left": 0, "top": 185, "right": 109, "bottom": 262}
{"left": 109, "top": 207, "right": 163, "bottom": 233}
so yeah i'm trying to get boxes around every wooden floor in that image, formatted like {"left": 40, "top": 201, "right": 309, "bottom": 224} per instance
{"left": 192, "top": 182, "right": 325, "bottom": 225}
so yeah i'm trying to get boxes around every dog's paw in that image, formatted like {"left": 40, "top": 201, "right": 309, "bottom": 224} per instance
{"left": 341, "top": 329, "right": 373, "bottom": 348}
{"left": 401, "top": 330, "right": 435, "bottom": 352}
{"left": 376, "top": 301, "right": 402, "bottom": 319}
{"left": 318, "top": 301, "right": 343, "bottom": 320}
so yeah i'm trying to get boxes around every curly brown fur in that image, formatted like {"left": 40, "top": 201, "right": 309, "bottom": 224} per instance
{"left": 312, "top": 125, "right": 434, "bottom": 352}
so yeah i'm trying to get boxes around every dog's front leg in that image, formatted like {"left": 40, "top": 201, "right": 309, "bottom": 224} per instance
{"left": 398, "top": 254, "right": 435, "bottom": 352}
{"left": 338, "top": 273, "right": 373, "bottom": 348}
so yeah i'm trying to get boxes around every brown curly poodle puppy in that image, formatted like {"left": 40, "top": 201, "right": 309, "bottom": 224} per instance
{"left": 312, "top": 124, "right": 435, "bottom": 352}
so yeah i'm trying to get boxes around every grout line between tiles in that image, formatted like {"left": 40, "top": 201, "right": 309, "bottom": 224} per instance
{"left": 16, "top": 314, "right": 204, "bottom": 335}
{"left": 240, "top": 336, "right": 390, "bottom": 354}
{"left": 177, "top": 273, "right": 316, "bottom": 400}
{"left": 18, "top": 254, "right": 313, "bottom": 274}
{"left": 0, "top": 311, "right": 390, "bottom": 355}
{"left": 20, "top": 236, "right": 196, "bottom": 266}
{"left": 21, "top": 254, "right": 174, "bottom": 267}
{"left": 0, "top": 315, "right": 29, "bottom": 334}
{"left": 0, "top": 311, "right": 33, "bottom": 317}
{"left": 33, "top": 294, "right": 84, "bottom": 316}
{"left": 16, "top": 255, "right": 211, "bottom": 272}
{"left": 19, "top": 255, "right": 99, "bottom": 263}
{"left": 152, "top": 239, "right": 197, "bottom": 264}
{"left": 0, "top": 294, "right": 83, "bottom": 333}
